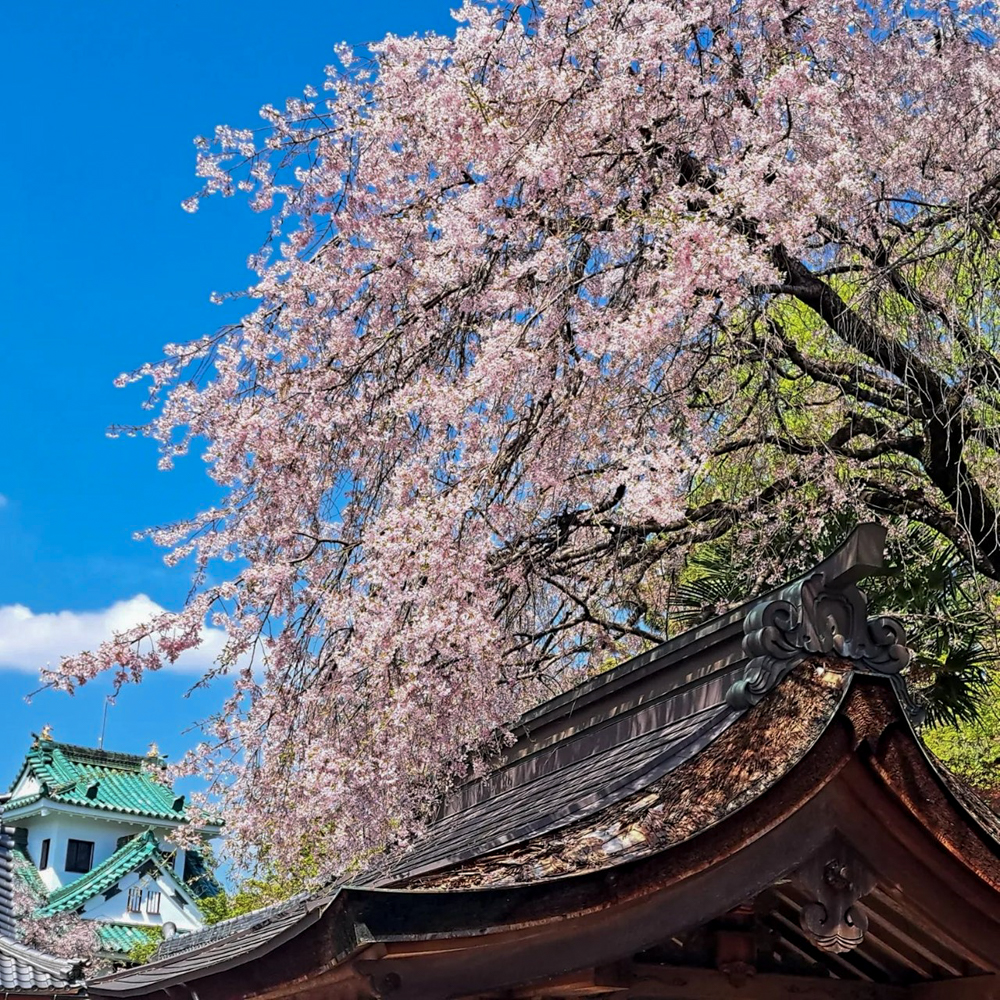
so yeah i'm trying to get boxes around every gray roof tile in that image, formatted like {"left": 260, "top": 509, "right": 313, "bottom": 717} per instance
{"left": 366, "top": 700, "right": 735, "bottom": 885}
{"left": 88, "top": 895, "right": 324, "bottom": 996}
{"left": 0, "top": 823, "right": 80, "bottom": 992}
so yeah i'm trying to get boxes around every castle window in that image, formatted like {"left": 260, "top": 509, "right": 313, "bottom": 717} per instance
{"left": 39, "top": 839, "right": 50, "bottom": 870}
{"left": 65, "top": 839, "right": 94, "bottom": 874}
{"left": 146, "top": 890, "right": 161, "bottom": 915}
{"left": 127, "top": 886, "right": 143, "bottom": 913}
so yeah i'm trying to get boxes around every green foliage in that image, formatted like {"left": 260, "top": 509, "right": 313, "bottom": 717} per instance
{"left": 924, "top": 676, "right": 1000, "bottom": 805}
{"left": 197, "top": 893, "right": 233, "bottom": 926}
{"left": 199, "top": 878, "right": 302, "bottom": 926}
{"left": 662, "top": 517, "right": 999, "bottom": 726}
{"left": 869, "top": 527, "right": 999, "bottom": 727}
{"left": 200, "top": 850, "right": 322, "bottom": 925}
{"left": 126, "top": 927, "right": 163, "bottom": 966}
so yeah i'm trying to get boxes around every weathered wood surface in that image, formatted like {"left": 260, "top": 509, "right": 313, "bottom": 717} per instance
{"left": 463, "top": 967, "right": 1000, "bottom": 1000}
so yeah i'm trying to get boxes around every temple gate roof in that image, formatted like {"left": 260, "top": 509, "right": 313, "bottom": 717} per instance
{"left": 87, "top": 525, "right": 1000, "bottom": 1000}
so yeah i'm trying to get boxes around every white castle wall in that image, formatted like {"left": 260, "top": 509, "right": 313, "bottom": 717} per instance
{"left": 80, "top": 866, "right": 204, "bottom": 933}
{"left": 19, "top": 811, "right": 175, "bottom": 893}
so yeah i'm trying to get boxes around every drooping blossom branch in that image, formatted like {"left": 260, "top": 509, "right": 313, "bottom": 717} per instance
{"left": 51, "top": 0, "right": 1000, "bottom": 879}
{"left": 10, "top": 872, "right": 98, "bottom": 961}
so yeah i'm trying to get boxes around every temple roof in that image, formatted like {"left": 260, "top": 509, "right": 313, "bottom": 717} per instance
{"left": 87, "top": 526, "right": 1000, "bottom": 1000}
{"left": 122, "top": 894, "right": 315, "bottom": 988}
{"left": 394, "top": 661, "right": 848, "bottom": 889}
{"left": 5, "top": 741, "right": 193, "bottom": 825}
{"left": 0, "top": 822, "right": 82, "bottom": 994}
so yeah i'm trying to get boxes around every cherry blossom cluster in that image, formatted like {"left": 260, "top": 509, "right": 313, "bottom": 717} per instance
{"left": 55, "top": 0, "right": 1000, "bottom": 878}
{"left": 10, "top": 875, "right": 98, "bottom": 961}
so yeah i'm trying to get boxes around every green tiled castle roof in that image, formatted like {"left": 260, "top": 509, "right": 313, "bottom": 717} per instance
{"left": 6, "top": 741, "right": 191, "bottom": 823}
{"left": 10, "top": 844, "right": 48, "bottom": 900}
{"left": 97, "top": 923, "right": 160, "bottom": 956}
{"left": 37, "top": 831, "right": 162, "bottom": 916}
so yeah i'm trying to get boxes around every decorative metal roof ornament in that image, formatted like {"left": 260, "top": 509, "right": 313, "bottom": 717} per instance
{"left": 726, "top": 525, "right": 914, "bottom": 713}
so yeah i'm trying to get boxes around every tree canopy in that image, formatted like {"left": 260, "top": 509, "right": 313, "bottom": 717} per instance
{"left": 55, "top": 0, "right": 1000, "bottom": 881}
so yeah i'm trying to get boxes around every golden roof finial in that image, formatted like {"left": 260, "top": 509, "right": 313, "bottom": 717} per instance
{"left": 147, "top": 742, "right": 160, "bottom": 758}
{"left": 39, "top": 724, "right": 53, "bottom": 741}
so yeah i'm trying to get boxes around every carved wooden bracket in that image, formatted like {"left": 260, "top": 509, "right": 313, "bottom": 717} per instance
{"left": 792, "top": 843, "right": 876, "bottom": 955}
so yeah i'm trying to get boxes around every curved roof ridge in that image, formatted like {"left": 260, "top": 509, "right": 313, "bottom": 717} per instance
{"left": 155, "top": 893, "right": 312, "bottom": 961}
{"left": 513, "top": 523, "right": 895, "bottom": 735}
{"left": 7, "top": 742, "right": 195, "bottom": 825}
{"left": 0, "top": 934, "right": 78, "bottom": 978}
{"left": 45, "top": 741, "right": 166, "bottom": 769}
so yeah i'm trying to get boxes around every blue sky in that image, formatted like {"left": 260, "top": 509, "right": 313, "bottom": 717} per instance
{"left": 1, "top": 1, "right": 456, "bottom": 792}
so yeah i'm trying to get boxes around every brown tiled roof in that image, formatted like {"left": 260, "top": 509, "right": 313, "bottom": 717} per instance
{"left": 93, "top": 895, "right": 321, "bottom": 996}
{"left": 368, "top": 702, "right": 736, "bottom": 885}
{"left": 925, "top": 748, "right": 1000, "bottom": 846}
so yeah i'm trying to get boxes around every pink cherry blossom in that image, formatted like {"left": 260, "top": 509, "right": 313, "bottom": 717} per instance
{"left": 54, "top": 0, "right": 1000, "bottom": 879}
{"left": 11, "top": 874, "right": 98, "bottom": 961}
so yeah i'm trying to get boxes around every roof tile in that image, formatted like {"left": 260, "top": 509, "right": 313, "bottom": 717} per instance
{"left": 97, "top": 923, "right": 159, "bottom": 956}
{"left": 0, "top": 824, "right": 80, "bottom": 991}
{"left": 8, "top": 743, "right": 192, "bottom": 824}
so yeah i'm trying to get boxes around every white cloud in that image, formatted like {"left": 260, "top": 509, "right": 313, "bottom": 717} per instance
{"left": 0, "top": 595, "right": 228, "bottom": 675}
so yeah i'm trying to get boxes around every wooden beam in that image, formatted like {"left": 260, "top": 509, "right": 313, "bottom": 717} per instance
{"left": 909, "top": 978, "right": 1000, "bottom": 1000}
{"left": 503, "top": 967, "right": 631, "bottom": 997}
{"left": 471, "top": 966, "right": 922, "bottom": 1000}
{"left": 765, "top": 909, "right": 876, "bottom": 981}
{"left": 825, "top": 768, "right": 1000, "bottom": 972}
{"left": 240, "top": 944, "right": 386, "bottom": 1000}
{"left": 409, "top": 967, "right": 1000, "bottom": 1000}
{"left": 625, "top": 966, "right": 905, "bottom": 1000}
{"left": 863, "top": 890, "right": 965, "bottom": 978}
{"left": 621, "top": 968, "right": 1000, "bottom": 1000}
